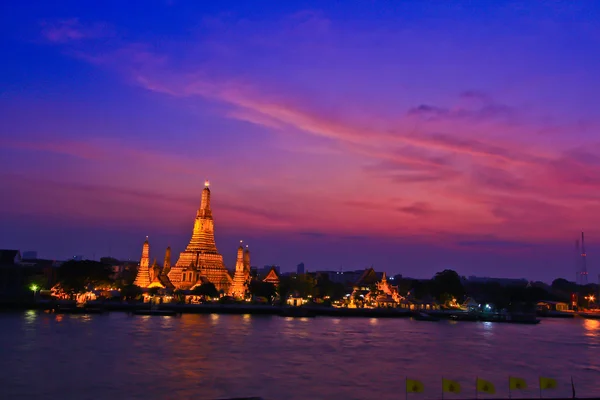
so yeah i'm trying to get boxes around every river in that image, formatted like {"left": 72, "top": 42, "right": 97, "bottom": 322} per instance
{"left": 1, "top": 311, "right": 599, "bottom": 399}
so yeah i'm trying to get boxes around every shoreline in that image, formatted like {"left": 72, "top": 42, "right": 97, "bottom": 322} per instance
{"left": 0, "top": 301, "right": 583, "bottom": 322}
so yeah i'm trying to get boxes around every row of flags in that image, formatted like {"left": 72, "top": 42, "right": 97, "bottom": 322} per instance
{"left": 406, "top": 377, "right": 560, "bottom": 394}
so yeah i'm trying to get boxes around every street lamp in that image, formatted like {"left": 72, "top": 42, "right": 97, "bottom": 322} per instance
{"left": 30, "top": 284, "right": 38, "bottom": 297}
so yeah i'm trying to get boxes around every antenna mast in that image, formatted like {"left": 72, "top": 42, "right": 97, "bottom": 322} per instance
{"left": 580, "top": 231, "right": 588, "bottom": 285}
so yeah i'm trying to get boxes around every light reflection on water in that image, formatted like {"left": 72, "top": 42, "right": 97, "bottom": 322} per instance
{"left": 0, "top": 312, "right": 599, "bottom": 400}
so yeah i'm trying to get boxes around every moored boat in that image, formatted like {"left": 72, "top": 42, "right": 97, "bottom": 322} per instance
{"left": 412, "top": 312, "right": 440, "bottom": 321}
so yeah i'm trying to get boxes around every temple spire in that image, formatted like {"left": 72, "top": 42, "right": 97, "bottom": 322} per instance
{"left": 235, "top": 240, "right": 244, "bottom": 272}
{"left": 199, "top": 180, "right": 211, "bottom": 217}
{"left": 134, "top": 237, "right": 151, "bottom": 287}
{"left": 168, "top": 182, "right": 232, "bottom": 293}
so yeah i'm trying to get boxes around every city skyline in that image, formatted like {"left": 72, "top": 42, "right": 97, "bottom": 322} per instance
{"left": 1, "top": 1, "right": 599, "bottom": 281}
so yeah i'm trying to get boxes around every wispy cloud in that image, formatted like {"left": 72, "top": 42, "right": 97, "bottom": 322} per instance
{"left": 41, "top": 18, "right": 114, "bottom": 43}
{"left": 397, "top": 202, "right": 433, "bottom": 217}
{"left": 30, "top": 14, "right": 600, "bottom": 243}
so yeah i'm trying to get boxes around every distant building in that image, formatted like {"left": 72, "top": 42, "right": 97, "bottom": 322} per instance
{"left": 22, "top": 251, "right": 37, "bottom": 259}
{"left": 0, "top": 250, "right": 59, "bottom": 295}
{"left": 537, "top": 300, "right": 570, "bottom": 312}
{"left": 316, "top": 269, "right": 370, "bottom": 285}
{"left": 72, "top": 255, "right": 83, "bottom": 261}
{"left": 297, "top": 262, "right": 305, "bottom": 275}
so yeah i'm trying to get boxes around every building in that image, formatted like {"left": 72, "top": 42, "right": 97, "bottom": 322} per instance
{"left": 537, "top": 300, "right": 570, "bottom": 312}
{"left": 297, "top": 262, "right": 305, "bottom": 275}
{"left": 230, "top": 243, "right": 251, "bottom": 299}
{"left": 262, "top": 267, "right": 280, "bottom": 286}
{"left": 167, "top": 181, "right": 233, "bottom": 292}
{"left": 132, "top": 182, "right": 243, "bottom": 293}
{"left": 0, "top": 250, "right": 60, "bottom": 297}
{"left": 259, "top": 265, "right": 280, "bottom": 278}
{"left": 133, "top": 238, "right": 151, "bottom": 287}
{"left": 316, "top": 269, "right": 367, "bottom": 285}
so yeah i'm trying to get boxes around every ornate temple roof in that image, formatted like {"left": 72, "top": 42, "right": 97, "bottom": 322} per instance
{"left": 263, "top": 267, "right": 280, "bottom": 284}
{"left": 355, "top": 267, "right": 379, "bottom": 287}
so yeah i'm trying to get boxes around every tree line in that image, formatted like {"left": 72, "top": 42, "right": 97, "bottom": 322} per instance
{"left": 47, "top": 260, "right": 598, "bottom": 308}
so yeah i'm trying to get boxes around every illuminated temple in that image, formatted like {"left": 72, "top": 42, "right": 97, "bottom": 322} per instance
{"left": 230, "top": 242, "right": 251, "bottom": 299}
{"left": 133, "top": 181, "right": 243, "bottom": 294}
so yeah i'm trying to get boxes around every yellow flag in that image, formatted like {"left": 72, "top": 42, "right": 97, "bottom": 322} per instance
{"left": 406, "top": 379, "right": 424, "bottom": 393}
{"left": 540, "top": 377, "right": 558, "bottom": 390}
{"left": 477, "top": 378, "right": 496, "bottom": 394}
{"left": 442, "top": 378, "right": 461, "bottom": 393}
{"left": 509, "top": 377, "right": 527, "bottom": 390}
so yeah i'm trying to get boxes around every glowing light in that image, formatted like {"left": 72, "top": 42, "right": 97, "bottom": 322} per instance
{"left": 30, "top": 284, "right": 38, "bottom": 292}
{"left": 204, "top": 180, "right": 210, "bottom": 187}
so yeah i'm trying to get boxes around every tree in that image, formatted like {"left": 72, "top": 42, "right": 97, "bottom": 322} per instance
{"left": 431, "top": 270, "right": 465, "bottom": 301}
{"left": 278, "top": 274, "right": 316, "bottom": 301}
{"left": 56, "top": 260, "right": 114, "bottom": 295}
{"left": 314, "top": 276, "right": 347, "bottom": 301}
{"left": 248, "top": 281, "right": 277, "bottom": 303}
{"left": 192, "top": 282, "right": 219, "bottom": 299}
{"left": 121, "top": 284, "right": 143, "bottom": 301}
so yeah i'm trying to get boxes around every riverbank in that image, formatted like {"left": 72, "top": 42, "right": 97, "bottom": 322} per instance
{"left": 0, "top": 299, "right": 589, "bottom": 322}
{"left": 0, "top": 300, "right": 527, "bottom": 321}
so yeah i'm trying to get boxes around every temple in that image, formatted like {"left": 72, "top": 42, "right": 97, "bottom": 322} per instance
{"left": 229, "top": 242, "right": 251, "bottom": 299}
{"left": 262, "top": 266, "right": 280, "bottom": 285}
{"left": 133, "top": 237, "right": 151, "bottom": 287}
{"left": 167, "top": 181, "right": 233, "bottom": 292}
{"left": 132, "top": 182, "right": 249, "bottom": 293}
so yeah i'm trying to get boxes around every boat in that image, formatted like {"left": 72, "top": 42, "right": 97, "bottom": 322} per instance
{"left": 450, "top": 312, "right": 479, "bottom": 321}
{"left": 413, "top": 312, "right": 440, "bottom": 321}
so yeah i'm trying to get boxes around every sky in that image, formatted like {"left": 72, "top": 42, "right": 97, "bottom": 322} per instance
{"left": 1, "top": 0, "right": 599, "bottom": 282}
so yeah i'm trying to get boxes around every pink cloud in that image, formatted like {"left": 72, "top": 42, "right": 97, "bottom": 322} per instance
{"left": 32, "top": 19, "right": 600, "bottom": 244}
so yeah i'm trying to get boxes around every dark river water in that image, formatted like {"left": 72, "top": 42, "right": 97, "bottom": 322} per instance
{"left": 1, "top": 311, "right": 599, "bottom": 399}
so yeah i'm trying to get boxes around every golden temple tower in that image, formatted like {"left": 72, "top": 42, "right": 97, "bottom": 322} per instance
{"left": 168, "top": 181, "right": 233, "bottom": 292}
{"left": 133, "top": 237, "right": 151, "bottom": 288}
{"left": 230, "top": 241, "right": 250, "bottom": 298}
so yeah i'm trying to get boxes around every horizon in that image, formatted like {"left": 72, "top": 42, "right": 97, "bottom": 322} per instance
{"left": 1, "top": 1, "right": 599, "bottom": 283}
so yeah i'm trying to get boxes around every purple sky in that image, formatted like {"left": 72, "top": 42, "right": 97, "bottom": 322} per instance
{"left": 1, "top": 1, "right": 599, "bottom": 281}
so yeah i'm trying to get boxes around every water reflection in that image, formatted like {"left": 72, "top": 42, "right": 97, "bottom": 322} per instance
{"left": 24, "top": 309, "right": 36, "bottom": 323}
{"left": 481, "top": 321, "right": 493, "bottom": 338}
{"left": 584, "top": 318, "right": 599, "bottom": 333}
{"left": 584, "top": 319, "right": 600, "bottom": 344}
{"left": 1, "top": 313, "right": 600, "bottom": 400}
